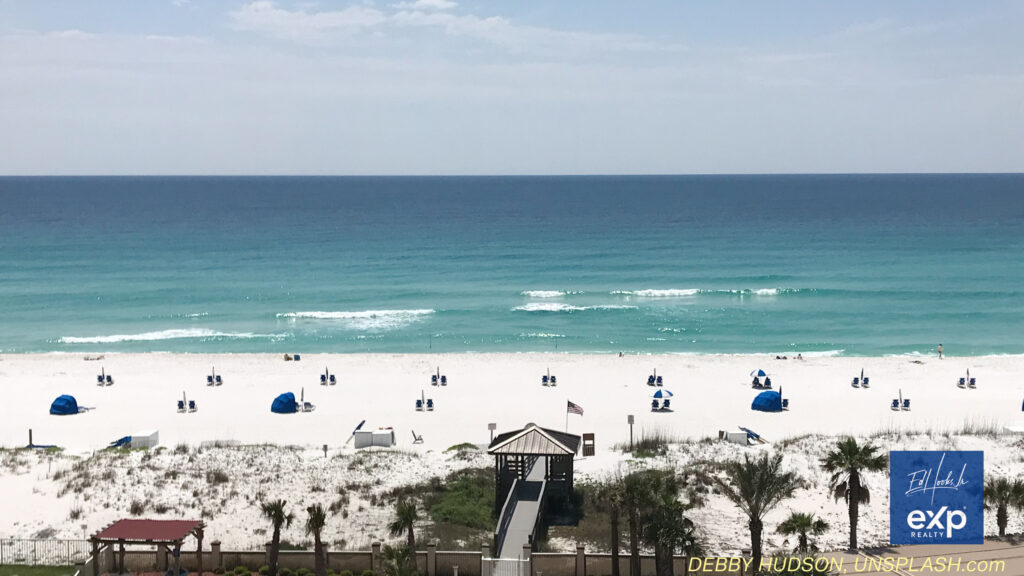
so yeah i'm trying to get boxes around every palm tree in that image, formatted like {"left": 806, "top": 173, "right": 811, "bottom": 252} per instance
{"left": 623, "top": 470, "right": 672, "bottom": 576}
{"left": 712, "top": 452, "right": 802, "bottom": 574}
{"left": 261, "top": 499, "right": 294, "bottom": 576}
{"left": 643, "top": 498, "right": 697, "bottom": 576}
{"left": 305, "top": 503, "right": 328, "bottom": 576}
{"left": 388, "top": 498, "right": 418, "bottom": 569}
{"left": 777, "top": 512, "right": 829, "bottom": 553}
{"left": 984, "top": 477, "right": 1024, "bottom": 537}
{"left": 381, "top": 544, "right": 417, "bottom": 576}
{"left": 821, "top": 438, "right": 887, "bottom": 550}
{"left": 594, "top": 478, "right": 626, "bottom": 576}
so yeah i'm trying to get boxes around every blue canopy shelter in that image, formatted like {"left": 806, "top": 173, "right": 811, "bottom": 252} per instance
{"left": 751, "top": 390, "right": 783, "bottom": 413}
{"left": 271, "top": 392, "right": 298, "bottom": 414}
{"left": 50, "top": 394, "right": 80, "bottom": 415}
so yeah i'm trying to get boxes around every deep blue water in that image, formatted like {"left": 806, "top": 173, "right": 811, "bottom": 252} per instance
{"left": 1, "top": 174, "right": 1023, "bottom": 356}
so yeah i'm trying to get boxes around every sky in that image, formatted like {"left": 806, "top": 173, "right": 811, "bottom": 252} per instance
{"left": 0, "top": 1, "right": 1022, "bottom": 175}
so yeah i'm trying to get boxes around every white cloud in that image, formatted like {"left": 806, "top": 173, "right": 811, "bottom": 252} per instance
{"left": 392, "top": 0, "right": 457, "bottom": 11}
{"left": 228, "top": 1, "right": 385, "bottom": 42}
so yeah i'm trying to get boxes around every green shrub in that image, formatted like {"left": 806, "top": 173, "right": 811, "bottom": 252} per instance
{"left": 280, "top": 569, "right": 293, "bottom": 576}
{"left": 340, "top": 570, "right": 354, "bottom": 576}
{"left": 361, "top": 570, "right": 373, "bottom": 576}
{"left": 296, "top": 569, "right": 311, "bottom": 576}
{"left": 259, "top": 566, "right": 270, "bottom": 576}
{"left": 213, "top": 567, "right": 225, "bottom": 575}
{"left": 234, "top": 567, "right": 250, "bottom": 575}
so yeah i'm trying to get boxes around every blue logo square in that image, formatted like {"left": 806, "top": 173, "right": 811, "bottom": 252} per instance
{"left": 890, "top": 451, "right": 984, "bottom": 545}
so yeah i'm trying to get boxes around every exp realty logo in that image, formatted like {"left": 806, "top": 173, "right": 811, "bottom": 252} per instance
{"left": 890, "top": 451, "right": 983, "bottom": 545}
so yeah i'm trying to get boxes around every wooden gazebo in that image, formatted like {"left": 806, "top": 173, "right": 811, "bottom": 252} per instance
{"left": 487, "top": 423, "right": 580, "bottom": 511}
{"left": 90, "top": 519, "right": 205, "bottom": 576}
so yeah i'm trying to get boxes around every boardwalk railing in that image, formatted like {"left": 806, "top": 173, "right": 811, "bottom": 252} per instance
{"left": 0, "top": 539, "right": 92, "bottom": 566}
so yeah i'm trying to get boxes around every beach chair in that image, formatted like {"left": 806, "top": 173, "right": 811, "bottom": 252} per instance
{"left": 656, "top": 375, "right": 663, "bottom": 386}
{"left": 294, "top": 354, "right": 301, "bottom": 361}
{"left": 97, "top": 374, "right": 104, "bottom": 385}
{"left": 764, "top": 377, "right": 772, "bottom": 389}
{"left": 105, "top": 375, "right": 113, "bottom": 385}
{"left": 851, "top": 377, "right": 860, "bottom": 388}
{"left": 431, "top": 374, "right": 438, "bottom": 385}
{"left": 415, "top": 399, "right": 423, "bottom": 411}
{"left": 968, "top": 378, "right": 976, "bottom": 389}
{"left": 412, "top": 430, "right": 424, "bottom": 444}
{"left": 303, "top": 402, "right": 316, "bottom": 412}
{"left": 329, "top": 375, "right": 336, "bottom": 385}
{"left": 891, "top": 399, "right": 900, "bottom": 411}
{"left": 207, "top": 375, "right": 214, "bottom": 386}
{"left": 177, "top": 400, "right": 186, "bottom": 413}
{"left": 441, "top": 375, "right": 447, "bottom": 386}
{"left": 752, "top": 377, "right": 761, "bottom": 388}
{"left": 902, "top": 399, "right": 911, "bottom": 411}
{"left": 647, "top": 375, "right": 656, "bottom": 386}
{"left": 215, "top": 375, "right": 222, "bottom": 386}
{"left": 550, "top": 375, "right": 557, "bottom": 385}
{"left": 542, "top": 375, "right": 549, "bottom": 385}
{"left": 321, "top": 374, "right": 327, "bottom": 385}
{"left": 957, "top": 377, "right": 966, "bottom": 389}
{"left": 188, "top": 400, "right": 197, "bottom": 413}
{"left": 662, "top": 399, "right": 671, "bottom": 410}
{"left": 427, "top": 399, "right": 434, "bottom": 411}
{"left": 782, "top": 399, "right": 789, "bottom": 409}
{"left": 651, "top": 399, "right": 659, "bottom": 411}
{"left": 862, "top": 377, "right": 870, "bottom": 388}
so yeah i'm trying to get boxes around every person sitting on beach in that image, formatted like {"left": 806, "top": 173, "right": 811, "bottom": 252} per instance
{"left": 796, "top": 353, "right": 803, "bottom": 360}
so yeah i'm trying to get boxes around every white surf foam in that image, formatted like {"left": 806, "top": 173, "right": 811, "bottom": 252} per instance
{"left": 276, "top": 309, "right": 435, "bottom": 330}
{"left": 612, "top": 289, "right": 700, "bottom": 297}
{"left": 521, "top": 290, "right": 573, "bottom": 298}
{"left": 59, "top": 329, "right": 284, "bottom": 344}
{"left": 512, "top": 303, "right": 637, "bottom": 312}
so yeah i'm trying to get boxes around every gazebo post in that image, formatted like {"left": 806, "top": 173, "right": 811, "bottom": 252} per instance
{"left": 118, "top": 541, "right": 126, "bottom": 574}
{"left": 173, "top": 540, "right": 182, "bottom": 576}
{"left": 91, "top": 540, "right": 100, "bottom": 576}
{"left": 196, "top": 525, "right": 205, "bottom": 576}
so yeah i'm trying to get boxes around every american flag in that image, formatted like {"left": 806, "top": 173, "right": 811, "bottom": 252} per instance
{"left": 567, "top": 400, "right": 584, "bottom": 415}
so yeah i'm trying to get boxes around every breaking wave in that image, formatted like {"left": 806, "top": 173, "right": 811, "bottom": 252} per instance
{"left": 512, "top": 303, "right": 637, "bottom": 312}
{"left": 59, "top": 329, "right": 285, "bottom": 344}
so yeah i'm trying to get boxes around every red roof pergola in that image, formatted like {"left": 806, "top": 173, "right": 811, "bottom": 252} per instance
{"left": 90, "top": 519, "right": 206, "bottom": 576}
{"left": 94, "top": 519, "right": 203, "bottom": 543}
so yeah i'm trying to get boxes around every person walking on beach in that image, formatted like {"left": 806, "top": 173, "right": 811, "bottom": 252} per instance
{"left": 938, "top": 344, "right": 943, "bottom": 359}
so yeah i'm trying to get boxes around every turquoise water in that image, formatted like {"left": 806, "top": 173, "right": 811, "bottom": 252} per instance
{"left": 1, "top": 175, "right": 1022, "bottom": 356}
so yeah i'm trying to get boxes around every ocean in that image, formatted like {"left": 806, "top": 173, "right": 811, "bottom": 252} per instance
{"left": 1, "top": 174, "right": 1022, "bottom": 356}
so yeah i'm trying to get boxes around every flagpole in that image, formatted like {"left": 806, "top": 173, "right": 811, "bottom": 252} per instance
{"left": 566, "top": 399, "right": 569, "bottom": 432}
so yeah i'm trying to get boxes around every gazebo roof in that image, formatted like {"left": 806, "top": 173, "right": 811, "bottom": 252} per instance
{"left": 93, "top": 519, "right": 203, "bottom": 543}
{"left": 488, "top": 424, "right": 580, "bottom": 455}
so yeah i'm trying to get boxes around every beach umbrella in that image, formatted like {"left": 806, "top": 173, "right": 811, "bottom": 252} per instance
{"left": 652, "top": 389, "right": 674, "bottom": 399}
{"left": 750, "top": 369, "right": 767, "bottom": 378}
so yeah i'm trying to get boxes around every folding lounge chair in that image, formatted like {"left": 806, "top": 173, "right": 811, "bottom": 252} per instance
{"left": 851, "top": 377, "right": 860, "bottom": 388}
{"left": 329, "top": 375, "right": 336, "bottom": 385}
{"left": 656, "top": 375, "right": 663, "bottom": 386}
{"left": 440, "top": 375, "right": 447, "bottom": 386}
{"left": 215, "top": 375, "right": 222, "bottom": 386}
{"left": 782, "top": 399, "right": 789, "bottom": 409}
{"left": 891, "top": 399, "right": 900, "bottom": 410}
{"left": 411, "top": 430, "right": 424, "bottom": 444}
{"left": 647, "top": 375, "right": 656, "bottom": 386}
{"left": 97, "top": 375, "right": 105, "bottom": 385}
{"left": 542, "top": 375, "right": 549, "bottom": 385}
{"left": 415, "top": 399, "right": 423, "bottom": 411}
{"left": 651, "top": 399, "right": 659, "bottom": 411}
{"left": 862, "top": 377, "right": 870, "bottom": 388}
{"left": 177, "top": 400, "right": 186, "bottom": 413}
{"left": 303, "top": 402, "right": 315, "bottom": 412}
{"left": 662, "top": 399, "right": 671, "bottom": 410}
{"left": 321, "top": 374, "right": 327, "bottom": 385}
{"left": 431, "top": 374, "right": 438, "bottom": 385}
{"left": 902, "top": 399, "right": 911, "bottom": 411}
{"left": 550, "top": 376, "right": 556, "bottom": 385}
{"left": 968, "top": 378, "right": 976, "bottom": 389}
{"left": 188, "top": 400, "right": 197, "bottom": 412}
{"left": 105, "top": 375, "right": 113, "bottom": 385}
{"left": 427, "top": 399, "right": 434, "bottom": 411}
{"left": 207, "top": 375, "right": 214, "bottom": 386}
{"left": 752, "top": 377, "right": 761, "bottom": 388}
{"left": 764, "top": 377, "right": 772, "bottom": 389}
{"left": 957, "top": 377, "right": 966, "bottom": 389}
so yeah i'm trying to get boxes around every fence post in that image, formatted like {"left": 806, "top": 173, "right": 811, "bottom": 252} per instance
{"left": 427, "top": 541, "right": 437, "bottom": 576}
{"left": 211, "top": 541, "right": 222, "bottom": 569}
{"left": 371, "top": 542, "right": 381, "bottom": 576}
{"left": 158, "top": 545, "right": 168, "bottom": 571}
{"left": 521, "top": 544, "right": 532, "bottom": 576}
{"left": 266, "top": 542, "right": 273, "bottom": 567}
{"left": 480, "top": 545, "right": 491, "bottom": 576}
{"left": 575, "top": 546, "right": 585, "bottom": 576}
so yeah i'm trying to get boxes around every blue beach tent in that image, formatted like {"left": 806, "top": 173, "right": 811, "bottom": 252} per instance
{"left": 50, "top": 394, "right": 80, "bottom": 415}
{"left": 751, "top": 390, "right": 783, "bottom": 413}
{"left": 271, "top": 392, "right": 298, "bottom": 414}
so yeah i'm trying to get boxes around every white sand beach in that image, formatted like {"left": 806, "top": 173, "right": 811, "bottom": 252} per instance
{"left": 2, "top": 352, "right": 1023, "bottom": 552}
